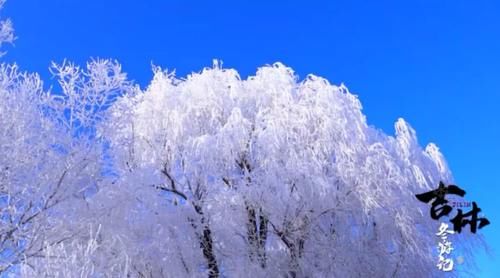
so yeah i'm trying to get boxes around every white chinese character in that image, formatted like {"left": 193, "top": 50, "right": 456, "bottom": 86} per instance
{"left": 437, "top": 256, "right": 454, "bottom": 271}
{"left": 436, "top": 222, "right": 455, "bottom": 237}
{"left": 438, "top": 241, "right": 453, "bottom": 256}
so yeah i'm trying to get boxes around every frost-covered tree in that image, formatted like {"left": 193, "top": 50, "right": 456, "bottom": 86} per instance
{"left": 0, "top": 59, "right": 134, "bottom": 275}
{"left": 0, "top": 57, "right": 486, "bottom": 277}
{"left": 0, "top": 2, "right": 132, "bottom": 275}
{"left": 95, "top": 61, "right": 485, "bottom": 277}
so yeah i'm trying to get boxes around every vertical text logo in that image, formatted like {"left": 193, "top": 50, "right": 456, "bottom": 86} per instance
{"left": 415, "top": 181, "right": 490, "bottom": 272}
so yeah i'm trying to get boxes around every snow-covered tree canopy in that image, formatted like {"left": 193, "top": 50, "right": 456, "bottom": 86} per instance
{"left": 0, "top": 2, "right": 487, "bottom": 277}
{"left": 90, "top": 62, "right": 484, "bottom": 277}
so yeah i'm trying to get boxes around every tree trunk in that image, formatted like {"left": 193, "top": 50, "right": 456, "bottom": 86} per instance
{"left": 192, "top": 204, "right": 219, "bottom": 278}
{"left": 201, "top": 225, "right": 219, "bottom": 278}
{"left": 245, "top": 203, "right": 268, "bottom": 268}
{"left": 257, "top": 208, "right": 268, "bottom": 268}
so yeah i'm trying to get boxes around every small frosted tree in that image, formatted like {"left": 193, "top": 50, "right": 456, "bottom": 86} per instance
{"left": 0, "top": 59, "right": 134, "bottom": 275}
{"left": 0, "top": 0, "right": 14, "bottom": 57}
{"left": 0, "top": 2, "right": 134, "bottom": 274}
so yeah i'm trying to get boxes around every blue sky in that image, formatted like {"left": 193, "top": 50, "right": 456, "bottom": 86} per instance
{"left": 2, "top": 0, "right": 499, "bottom": 276}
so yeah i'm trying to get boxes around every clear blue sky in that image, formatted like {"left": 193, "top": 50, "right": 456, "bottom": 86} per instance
{"left": 2, "top": 0, "right": 499, "bottom": 276}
